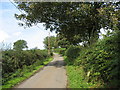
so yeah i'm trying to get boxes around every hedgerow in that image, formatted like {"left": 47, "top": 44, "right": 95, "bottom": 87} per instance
{"left": 2, "top": 49, "right": 50, "bottom": 85}
{"left": 65, "top": 45, "right": 81, "bottom": 61}
{"left": 66, "top": 31, "right": 120, "bottom": 88}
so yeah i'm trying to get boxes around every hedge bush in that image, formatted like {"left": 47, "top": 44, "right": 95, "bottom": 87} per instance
{"left": 74, "top": 31, "right": 120, "bottom": 87}
{"left": 65, "top": 45, "right": 81, "bottom": 61}
{"left": 2, "top": 49, "right": 50, "bottom": 85}
{"left": 65, "top": 31, "right": 120, "bottom": 88}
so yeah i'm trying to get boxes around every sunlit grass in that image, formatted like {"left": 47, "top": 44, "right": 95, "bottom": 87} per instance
{"left": 65, "top": 54, "right": 106, "bottom": 88}
{"left": 66, "top": 65, "right": 94, "bottom": 88}
{"left": 43, "top": 57, "right": 53, "bottom": 65}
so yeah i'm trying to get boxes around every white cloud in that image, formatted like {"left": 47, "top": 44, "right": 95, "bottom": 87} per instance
{"left": 0, "top": 2, "right": 57, "bottom": 49}
{"left": 99, "top": 28, "right": 107, "bottom": 39}
{"left": 0, "top": 30, "right": 9, "bottom": 42}
{"left": 100, "top": 28, "right": 107, "bottom": 35}
{"left": 13, "top": 31, "right": 22, "bottom": 36}
{"left": 26, "top": 30, "right": 56, "bottom": 49}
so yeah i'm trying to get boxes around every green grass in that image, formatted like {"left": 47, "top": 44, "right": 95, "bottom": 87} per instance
{"left": 66, "top": 65, "right": 94, "bottom": 88}
{"left": 43, "top": 57, "right": 53, "bottom": 65}
{"left": 64, "top": 56, "right": 96, "bottom": 88}
{"left": 2, "top": 57, "right": 53, "bottom": 89}
{"left": 65, "top": 57, "right": 105, "bottom": 88}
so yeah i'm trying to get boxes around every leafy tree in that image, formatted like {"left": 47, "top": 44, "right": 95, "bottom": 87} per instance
{"left": 98, "top": 2, "right": 120, "bottom": 31}
{"left": 43, "top": 36, "right": 58, "bottom": 49}
{"left": 13, "top": 40, "right": 28, "bottom": 51}
{"left": 15, "top": 2, "right": 120, "bottom": 45}
{"left": 57, "top": 33, "right": 70, "bottom": 48}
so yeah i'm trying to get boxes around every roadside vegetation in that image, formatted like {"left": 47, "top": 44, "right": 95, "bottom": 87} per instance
{"left": 64, "top": 31, "right": 120, "bottom": 88}
{"left": 2, "top": 40, "right": 53, "bottom": 88}
{"left": 3, "top": 1, "right": 120, "bottom": 89}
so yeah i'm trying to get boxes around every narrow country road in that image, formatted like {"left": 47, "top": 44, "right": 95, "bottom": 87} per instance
{"left": 15, "top": 53, "right": 67, "bottom": 88}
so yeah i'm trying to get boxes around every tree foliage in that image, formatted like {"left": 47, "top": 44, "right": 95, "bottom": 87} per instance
{"left": 43, "top": 36, "right": 58, "bottom": 49}
{"left": 57, "top": 33, "right": 71, "bottom": 48}
{"left": 13, "top": 40, "right": 28, "bottom": 51}
{"left": 15, "top": 2, "right": 120, "bottom": 45}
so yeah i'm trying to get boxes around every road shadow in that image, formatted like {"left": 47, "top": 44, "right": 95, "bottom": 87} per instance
{"left": 46, "top": 60, "right": 66, "bottom": 68}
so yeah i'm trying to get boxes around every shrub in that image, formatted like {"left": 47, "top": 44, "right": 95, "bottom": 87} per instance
{"left": 74, "top": 31, "right": 120, "bottom": 87}
{"left": 59, "top": 48, "right": 66, "bottom": 56}
{"left": 2, "top": 49, "right": 49, "bottom": 85}
{"left": 65, "top": 45, "right": 81, "bottom": 61}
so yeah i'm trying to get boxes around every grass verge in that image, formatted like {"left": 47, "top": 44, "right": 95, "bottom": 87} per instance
{"left": 65, "top": 57, "right": 104, "bottom": 88}
{"left": 66, "top": 65, "right": 94, "bottom": 88}
{"left": 2, "top": 57, "right": 53, "bottom": 89}
{"left": 64, "top": 56, "right": 96, "bottom": 88}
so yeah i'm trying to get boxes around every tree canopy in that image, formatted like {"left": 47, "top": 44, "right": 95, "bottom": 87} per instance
{"left": 57, "top": 33, "right": 71, "bottom": 48}
{"left": 43, "top": 36, "right": 58, "bottom": 49}
{"left": 13, "top": 40, "right": 28, "bottom": 50}
{"left": 15, "top": 2, "right": 120, "bottom": 45}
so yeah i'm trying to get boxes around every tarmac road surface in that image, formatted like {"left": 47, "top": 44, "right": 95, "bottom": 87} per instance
{"left": 15, "top": 53, "right": 67, "bottom": 88}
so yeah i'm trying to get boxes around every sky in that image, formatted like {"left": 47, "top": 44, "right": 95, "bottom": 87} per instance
{"left": 0, "top": 1, "right": 56, "bottom": 50}
{"left": 0, "top": 1, "right": 108, "bottom": 50}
